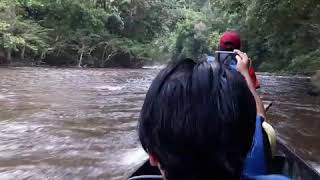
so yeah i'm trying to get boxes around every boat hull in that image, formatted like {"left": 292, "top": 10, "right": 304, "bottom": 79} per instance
{"left": 273, "top": 139, "right": 320, "bottom": 180}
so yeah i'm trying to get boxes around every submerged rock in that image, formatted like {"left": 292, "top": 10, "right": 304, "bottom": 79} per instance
{"left": 308, "top": 70, "right": 320, "bottom": 96}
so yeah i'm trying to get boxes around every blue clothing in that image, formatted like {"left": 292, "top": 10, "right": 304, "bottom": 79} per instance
{"left": 207, "top": 55, "right": 215, "bottom": 63}
{"left": 244, "top": 175, "right": 291, "bottom": 180}
{"left": 243, "top": 116, "right": 268, "bottom": 176}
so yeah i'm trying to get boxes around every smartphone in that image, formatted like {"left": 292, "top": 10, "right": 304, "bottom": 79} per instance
{"left": 215, "top": 51, "right": 237, "bottom": 69}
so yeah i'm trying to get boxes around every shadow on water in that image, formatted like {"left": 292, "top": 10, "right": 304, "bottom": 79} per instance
{"left": 0, "top": 67, "right": 319, "bottom": 179}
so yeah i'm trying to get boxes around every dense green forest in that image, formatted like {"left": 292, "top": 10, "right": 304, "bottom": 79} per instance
{"left": 0, "top": 0, "right": 319, "bottom": 72}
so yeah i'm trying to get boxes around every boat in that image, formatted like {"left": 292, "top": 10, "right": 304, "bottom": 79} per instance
{"left": 128, "top": 101, "right": 320, "bottom": 180}
{"left": 274, "top": 138, "right": 320, "bottom": 180}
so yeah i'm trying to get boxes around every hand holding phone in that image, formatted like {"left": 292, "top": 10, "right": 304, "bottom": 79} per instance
{"left": 234, "top": 49, "right": 250, "bottom": 76}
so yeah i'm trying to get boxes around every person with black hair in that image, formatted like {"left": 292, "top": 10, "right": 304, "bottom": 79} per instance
{"left": 134, "top": 50, "right": 290, "bottom": 180}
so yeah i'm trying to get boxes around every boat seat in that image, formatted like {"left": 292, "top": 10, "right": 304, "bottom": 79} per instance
{"left": 128, "top": 175, "right": 163, "bottom": 180}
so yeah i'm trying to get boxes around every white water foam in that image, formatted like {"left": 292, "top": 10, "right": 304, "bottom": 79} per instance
{"left": 309, "top": 162, "right": 320, "bottom": 173}
{"left": 119, "top": 148, "right": 148, "bottom": 166}
{"left": 95, "top": 85, "right": 124, "bottom": 91}
{"left": 0, "top": 94, "right": 6, "bottom": 99}
{"left": 142, "top": 65, "right": 166, "bottom": 70}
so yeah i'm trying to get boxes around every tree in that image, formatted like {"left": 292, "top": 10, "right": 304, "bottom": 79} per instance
{"left": 0, "top": 0, "right": 318, "bottom": 71}
{"left": 0, "top": 0, "right": 50, "bottom": 64}
{"left": 0, "top": 0, "right": 18, "bottom": 63}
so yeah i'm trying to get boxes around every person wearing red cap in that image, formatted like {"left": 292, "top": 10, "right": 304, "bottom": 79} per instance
{"left": 207, "top": 31, "right": 260, "bottom": 89}
{"left": 219, "top": 31, "right": 260, "bottom": 89}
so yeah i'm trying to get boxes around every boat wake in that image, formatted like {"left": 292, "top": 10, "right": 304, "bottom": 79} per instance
{"left": 95, "top": 85, "right": 124, "bottom": 91}
{"left": 119, "top": 148, "right": 147, "bottom": 166}
{"left": 310, "top": 162, "right": 320, "bottom": 173}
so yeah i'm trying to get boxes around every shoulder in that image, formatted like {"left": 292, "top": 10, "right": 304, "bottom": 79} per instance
{"left": 207, "top": 56, "right": 215, "bottom": 63}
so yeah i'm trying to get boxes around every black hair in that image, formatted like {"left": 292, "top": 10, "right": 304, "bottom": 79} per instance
{"left": 139, "top": 59, "right": 256, "bottom": 180}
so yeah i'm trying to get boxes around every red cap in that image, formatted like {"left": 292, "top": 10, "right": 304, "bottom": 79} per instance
{"left": 219, "top": 31, "right": 241, "bottom": 50}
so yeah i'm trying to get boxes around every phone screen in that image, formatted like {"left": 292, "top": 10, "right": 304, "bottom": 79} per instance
{"left": 215, "top": 51, "right": 237, "bottom": 69}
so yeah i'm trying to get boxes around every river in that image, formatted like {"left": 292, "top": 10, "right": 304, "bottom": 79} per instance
{"left": 0, "top": 67, "right": 319, "bottom": 180}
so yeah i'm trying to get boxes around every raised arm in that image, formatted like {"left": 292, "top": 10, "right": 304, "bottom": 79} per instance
{"left": 234, "top": 50, "right": 266, "bottom": 118}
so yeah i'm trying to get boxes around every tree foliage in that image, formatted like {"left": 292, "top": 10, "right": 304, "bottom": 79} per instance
{"left": 0, "top": 0, "right": 319, "bottom": 71}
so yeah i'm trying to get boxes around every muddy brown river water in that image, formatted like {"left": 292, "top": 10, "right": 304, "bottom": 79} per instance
{"left": 0, "top": 67, "right": 319, "bottom": 180}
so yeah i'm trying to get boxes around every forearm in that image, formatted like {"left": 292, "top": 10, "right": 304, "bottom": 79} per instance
{"left": 234, "top": 49, "right": 266, "bottom": 118}
{"left": 243, "top": 73, "right": 266, "bottom": 118}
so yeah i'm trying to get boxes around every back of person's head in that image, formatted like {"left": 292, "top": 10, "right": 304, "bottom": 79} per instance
{"left": 139, "top": 59, "right": 256, "bottom": 180}
{"left": 219, "top": 31, "right": 241, "bottom": 51}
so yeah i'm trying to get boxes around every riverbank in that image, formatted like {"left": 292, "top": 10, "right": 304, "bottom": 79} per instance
{"left": 1, "top": 62, "right": 318, "bottom": 75}
{"left": 0, "top": 56, "right": 149, "bottom": 69}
